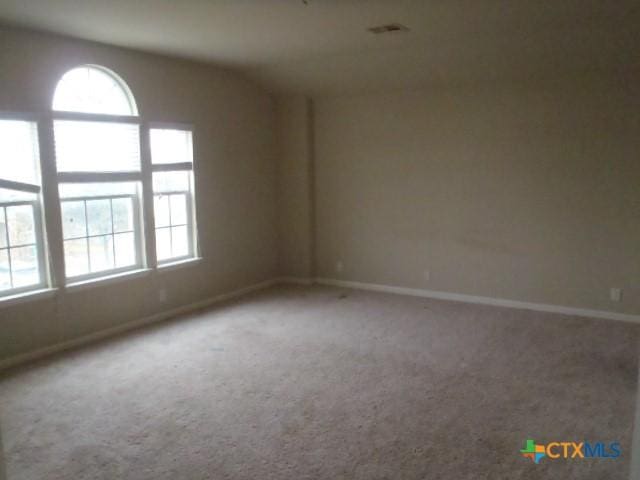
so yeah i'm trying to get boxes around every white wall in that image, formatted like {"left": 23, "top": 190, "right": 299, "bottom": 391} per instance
{"left": 312, "top": 74, "right": 640, "bottom": 315}
{"left": 0, "top": 27, "right": 278, "bottom": 362}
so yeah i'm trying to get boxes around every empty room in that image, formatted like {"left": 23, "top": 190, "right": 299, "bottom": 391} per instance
{"left": 0, "top": 1, "right": 639, "bottom": 479}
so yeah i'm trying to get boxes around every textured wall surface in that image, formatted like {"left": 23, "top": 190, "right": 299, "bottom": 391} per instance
{"left": 314, "top": 75, "right": 640, "bottom": 314}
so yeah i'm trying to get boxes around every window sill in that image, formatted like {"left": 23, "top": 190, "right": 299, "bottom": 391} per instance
{"left": 0, "top": 288, "right": 58, "bottom": 308}
{"left": 65, "top": 268, "right": 152, "bottom": 292}
{"left": 157, "top": 257, "right": 202, "bottom": 272}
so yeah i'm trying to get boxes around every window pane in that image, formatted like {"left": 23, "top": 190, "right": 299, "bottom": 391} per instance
{"left": 155, "top": 228, "right": 171, "bottom": 261}
{"left": 61, "top": 201, "right": 87, "bottom": 239}
{"left": 112, "top": 198, "right": 134, "bottom": 233}
{"left": 170, "top": 194, "right": 187, "bottom": 225}
{"left": 60, "top": 185, "right": 140, "bottom": 279}
{"left": 171, "top": 226, "right": 189, "bottom": 258}
{"left": 114, "top": 232, "right": 136, "bottom": 268}
{"left": 11, "top": 246, "right": 39, "bottom": 288}
{"left": 54, "top": 120, "right": 140, "bottom": 172}
{"left": 150, "top": 129, "right": 192, "bottom": 164}
{"left": 64, "top": 239, "right": 89, "bottom": 277}
{"left": 88, "top": 235, "right": 114, "bottom": 272}
{"left": 6, "top": 205, "right": 35, "bottom": 246}
{"left": 0, "top": 188, "right": 37, "bottom": 203}
{"left": 53, "top": 66, "right": 135, "bottom": 116}
{"left": 0, "top": 249, "right": 10, "bottom": 290}
{"left": 86, "top": 199, "right": 112, "bottom": 236}
{"left": 152, "top": 171, "right": 190, "bottom": 193}
{"left": 0, "top": 120, "right": 40, "bottom": 185}
{"left": 154, "top": 195, "right": 170, "bottom": 228}
{"left": 59, "top": 182, "right": 137, "bottom": 199}
{"left": 0, "top": 209, "right": 6, "bottom": 248}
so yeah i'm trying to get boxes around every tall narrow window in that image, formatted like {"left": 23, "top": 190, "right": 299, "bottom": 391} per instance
{"left": 0, "top": 118, "right": 47, "bottom": 295}
{"left": 150, "top": 128, "right": 198, "bottom": 263}
{"left": 53, "top": 66, "right": 144, "bottom": 281}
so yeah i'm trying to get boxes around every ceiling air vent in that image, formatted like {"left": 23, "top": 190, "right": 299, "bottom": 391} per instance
{"left": 368, "top": 23, "right": 409, "bottom": 34}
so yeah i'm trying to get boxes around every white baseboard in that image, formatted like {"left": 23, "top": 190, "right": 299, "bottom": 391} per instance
{"left": 3, "top": 276, "right": 638, "bottom": 371}
{"left": 0, "top": 278, "right": 278, "bottom": 372}
{"left": 315, "top": 277, "right": 640, "bottom": 324}
{"left": 276, "top": 276, "right": 315, "bottom": 285}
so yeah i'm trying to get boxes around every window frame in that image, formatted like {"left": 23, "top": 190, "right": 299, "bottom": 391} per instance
{"left": 0, "top": 198, "right": 49, "bottom": 295}
{"left": 0, "top": 66, "right": 202, "bottom": 301}
{"left": 58, "top": 191, "right": 144, "bottom": 283}
{"left": 0, "top": 112, "right": 51, "bottom": 298}
{"left": 52, "top": 64, "right": 139, "bottom": 117}
{"left": 53, "top": 109, "right": 147, "bottom": 283}
{"left": 149, "top": 122, "right": 199, "bottom": 266}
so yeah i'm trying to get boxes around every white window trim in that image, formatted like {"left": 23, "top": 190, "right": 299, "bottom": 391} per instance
{"left": 51, "top": 102, "right": 146, "bottom": 282}
{"left": 153, "top": 188, "right": 196, "bottom": 263}
{"left": 157, "top": 256, "right": 202, "bottom": 272}
{"left": 0, "top": 199, "right": 49, "bottom": 293}
{"left": 0, "top": 112, "right": 51, "bottom": 298}
{"left": 48, "top": 117, "right": 201, "bottom": 283}
{"left": 0, "top": 287, "right": 57, "bottom": 308}
{"left": 0, "top": 70, "right": 202, "bottom": 298}
{"left": 59, "top": 192, "right": 144, "bottom": 283}
{"left": 149, "top": 123, "right": 199, "bottom": 265}
{"left": 65, "top": 267, "right": 152, "bottom": 292}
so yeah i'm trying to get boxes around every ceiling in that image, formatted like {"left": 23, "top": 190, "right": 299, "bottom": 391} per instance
{"left": 0, "top": 0, "right": 638, "bottom": 95}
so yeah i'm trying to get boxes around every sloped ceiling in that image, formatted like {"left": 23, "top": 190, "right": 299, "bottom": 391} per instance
{"left": 0, "top": 0, "right": 638, "bottom": 95}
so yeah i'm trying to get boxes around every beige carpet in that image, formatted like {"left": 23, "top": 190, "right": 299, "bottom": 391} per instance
{"left": 0, "top": 285, "right": 638, "bottom": 479}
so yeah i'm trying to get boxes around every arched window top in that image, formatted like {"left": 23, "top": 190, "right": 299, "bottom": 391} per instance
{"left": 53, "top": 65, "right": 137, "bottom": 116}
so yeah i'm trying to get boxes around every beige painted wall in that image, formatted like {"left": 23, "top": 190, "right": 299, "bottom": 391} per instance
{"left": 313, "top": 75, "right": 640, "bottom": 315}
{"left": 275, "top": 96, "right": 315, "bottom": 279}
{"left": 0, "top": 27, "right": 278, "bottom": 361}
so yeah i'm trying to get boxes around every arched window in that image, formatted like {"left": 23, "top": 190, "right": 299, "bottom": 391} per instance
{"left": 0, "top": 64, "right": 198, "bottom": 299}
{"left": 51, "top": 65, "right": 198, "bottom": 284}
{"left": 53, "top": 65, "right": 137, "bottom": 116}
{"left": 53, "top": 66, "right": 144, "bottom": 280}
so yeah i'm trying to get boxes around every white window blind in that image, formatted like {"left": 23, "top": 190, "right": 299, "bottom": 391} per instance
{"left": 54, "top": 120, "right": 141, "bottom": 172}
{"left": 152, "top": 171, "right": 190, "bottom": 192}
{"left": 150, "top": 128, "right": 193, "bottom": 164}
{"left": 0, "top": 118, "right": 46, "bottom": 296}
{"left": 150, "top": 128, "right": 197, "bottom": 263}
{"left": 0, "top": 120, "right": 41, "bottom": 185}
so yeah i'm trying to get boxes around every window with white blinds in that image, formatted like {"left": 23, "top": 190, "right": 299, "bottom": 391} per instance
{"left": 0, "top": 120, "right": 41, "bottom": 185}
{"left": 52, "top": 67, "right": 144, "bottom": 282}
{"left": 0, "top": 118, "right": 47, "bottom": 297}
{"left": 0, "top": 64, "right": 200, "bottom": 300}
{"left": 53, "top": 120, "right": 141, "bottom": 173}
{"left": 150, "top": 128, "right": 197, "bottom": 263}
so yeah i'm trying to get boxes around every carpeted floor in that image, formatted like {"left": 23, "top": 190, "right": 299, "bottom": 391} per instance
{"left": 0, "top": 285, "right": 638, "bottom": 479}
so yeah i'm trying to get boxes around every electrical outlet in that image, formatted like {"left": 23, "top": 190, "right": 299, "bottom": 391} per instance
{"left": 336, "top": 261, "right": 343, "bottom": 273}
{"left": 423, "top": 270, "right": 430, "bottom": 282}
{"left": 610, "top": 288, "right": 622, "bottom": 302}
{"left": 158, "top": 288, "right": 167, "bottom": 303}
